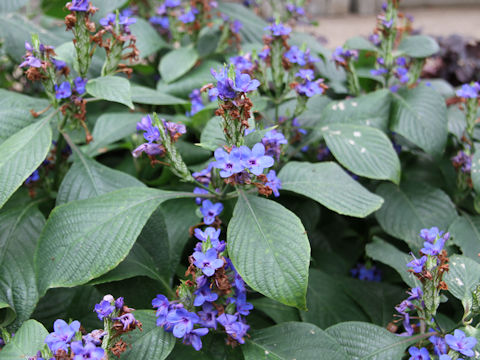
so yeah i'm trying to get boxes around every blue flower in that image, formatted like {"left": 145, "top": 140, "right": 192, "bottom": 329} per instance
{"left": 210, "top": 67, "right": 236, "bottom": 99}
{"left": 452, "top": 151, "right": 472, "bottom": 173}
{"left": 71, "top": 341, "right": 105, "bottom": 360}
{"left": 25, "top": 170, "right": 40, "bottom": 185}
{"left": 166, "top": 308, "right": 200, "bottom": 338}
{"left": 408, "top": 346, "right": 430, "bottom": 360}
{"left": 99, "top": 13, "right": 116, "bottom": 27}
{"left": 152, "top": 294, "right": 170, "bottom": 326}
{"left": 188, "top": 89, "right": 204, "bottom": 116}
{"left": 198, "top": 303, "right": 217, "bottom": 329}
{"left": 113, "top": 313, "right": 137, "bottom": 331}
{"left": 193, "top": 248, "right": 224, "bottom": 276}
{"left": 332, "top": 46, "right": 358, "bottom": 63}
{"left": 407, "top": 287, "right": 423, "bottom": 301}
{"left": 194, "top": 187, "right": 209, "bottom": 205}
{"left": 258, "top": 48, "right": 270, "bottom": 60}
{"left": 295, "top": 80, "right": 324, "bottom": 97}
{"left": 143, "top": 125, "right": 160, "bottom": 143}
{"left": 421, "top": 234, "right": 447, "bottom": 256}
{"left": 295, "top": 69, "right": 315, "bottom": 81}
{"left": 240, "top": 143, "right": 274, "bottom": 175}
{"left": 55, "top": 81, "right": 72, "bottom": 99}
{"left": 212, "top": 147, "right": 243, "bottom": 178}
{"left": 131, "top": 143, "right": 164, "bottom": 158}
{"left": 419, "top": 227, "right": 441, "bottom": 243}
{"left": 115, "top": 297, "right": 124, "bottom": 310}
{"left": 194, "top": 227, "right": 221, "bottom": 243}
{"left": 264, "top": 23, "right": 291, "bottom": 36}
{"left": 45, "top": 319, "right": 81, "bottom": 353}
{"left": 193, "top": 284, "right": 219, "bottom": 306}
{"left": 284, "top": 46, "right": 306, "bottom": 66}
{"left": 407, "top": 254, "right": 427, "bottom": 273}
{"left": 182, "top": 328, "right": 209, "bottom": 351}
{"left": 165, "top": 0, "right": 181, "bottom": 7}
{"left": 200, "top": 200, "right": 223, "bottom": 225}
{"left": 74, "top": 77, "right": 87, "bottom": 95}
{"left": 396, "top": 57, "right": 407, "bottom": 66}
{"left": 94, "top": 300, "right": 114, "bottom": 320}
{"left": 179, "top": 10, "right": 196, "bottom": 24}
{"left": 52, "top": 58, "right": 66, "bottom": 70}
{"left": 439, "top": 355, "right": 452, "bottom": 360}
{"left": 230, "top": 55, "right": 253, "bottom": 72}
{"left": 232, "top": 72, "right": 260, "bottom": 93}
{"left": 150, "top": 16, "right": 170, "bottom": 29}
{"left": 68, "top": 0, "right": 89, "bottom": 12}
{"left": 266, "top": 170, "right": 281, "bottom": 197}
{"left": 231, "top": 20, "right": 243, "bottom": 34}
{"left": 232, "top": 292, "right": 253, "bottom": 316}
{"left": 457, "top": 83, "right": 480, "bottom": 99}
{"left": 370, "top": 68, "right": 388, "bottom": 76}
{"left": 217, "top": 313, "right": 249, "bottom": 344}
{"left": 445, "top": 329, "right": 477, "bottom": 357}
{"left": 429, "top": 335, "right": 447, "bottom": 355}
{"left": 395, "top": 67, "right": 409, "bottom": 83}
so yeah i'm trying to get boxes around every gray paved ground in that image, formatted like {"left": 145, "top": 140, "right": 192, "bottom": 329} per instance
{"left": 299, "top": 5, "right": 480, "bottom": 48}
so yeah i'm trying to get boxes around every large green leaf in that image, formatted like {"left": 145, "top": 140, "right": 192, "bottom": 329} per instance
{"left": 345, "top": 36, "right": 378, "bottom": 51}
{"left": 121, "top": 310, "right": 175, "bottom": 360}
{"left": 157, "top": 60, "right": 222, "bottom": 98}
{"left": 375, "top": 182, "right": 457, "bottom": 250}
{"left": 227, "top": 193, "right": 310, "bottom": 309}
{"left": 322, "top": 123, "right": 401, "bottom": 183}
{"left": 278, "top": 162, "right": 383, "bottom": 218}
{"left": 0, "top": 205, "right": 45, "bottom": 330}
{"left": 471, "top": 151, "right": 480, "bottom": 194}
{"left": 390, "top": 85, "right": 447, "bottom": 156}
{"left": 0, "top": 89, "right": 50, "bottom": 145}
{"left": 0, "top": 320, "right": 48, "bottom": 360}
{"left": 444, "top": 255, "right": 480, "bottom": 311}
{"left": 57, "top": 152, "right": 144, "bottom": 205}
{"left": 130, "top": 18, "right": 167, "bottom": 58}
{"left": 326, "top": 321, "right": 416, "bottom": 359}
{"left": 0, "top": 0, "right": 28, "bottom": 13}
{"left": 35, "top": 187, "right": 193, "bottom": 295}
{"left": 300, "top": 269, "right": 369, "bottom": 329}
{"left": 366, "top": 237, "right": 419, "bottom": 288}
{"left": 398, "top": 35, "right": 439, "bottom": 58}
{"left": 86, "top": 76, "right": 134, "bottom": 109}
{"left": 159, "top": 46, "right": 199, "bottom": 84}
{"left": 0, "top": 117, "right": 52, "bottom": 210}
{"left": 313, "top": 89, "right": 391, "bottom": 133}
{"left": 199, "top": 116, "right": 225, "bottom": 150}
{"left": 84, "top": 112, "right": 141, "bottom": 156}
{"left": 131, "top": 85, "right": 188, "bottom": 105}
{"left": 0, "top": 13, "right": 70, "bottom": 60}
{"left": 243, "top": 322, "right": 348, "bottom": 360}
{"left": 448, "top": 215, "right": 480, "bottom": 264}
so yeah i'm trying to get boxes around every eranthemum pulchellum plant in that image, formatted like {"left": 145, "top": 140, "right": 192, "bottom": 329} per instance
{"left": 1, "top": 0, "right": 480, "bottom": 358}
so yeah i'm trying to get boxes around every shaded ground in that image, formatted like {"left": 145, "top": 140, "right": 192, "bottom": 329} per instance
{"left": 299, "top": 5, "right": 480, "bottom": 48}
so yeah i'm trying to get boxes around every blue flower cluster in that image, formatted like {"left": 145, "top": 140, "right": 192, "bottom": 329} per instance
{"left": 132, "top": 114, "right": 186, "bottom": 158}
{"left": 152, "top": 226, "right": 252, "bottom": 350}
{"left": 295, "top": 68, "right": 325, "bottom": 97}
{"left": 406, "top": 227, "right": 450, "bottom": 274}
{"left": 99, "top": 8, "right": 137, "bottom": 35}
{"left": 407, "top": 328, "right": 477, "bottom": 359}
{"left": 332, "top": 46, "right": 358, "bottom": 67}
{"left": 350, "top": 263, "right": 382, "bottom": 282}
{"left": 187, "top": 88, "right": 217, "bottom": 117}
{"left": 452, "top": 150, "right": 472, "bottom": 174}
{"left": 456, "top": 82, "right": 480, "bottom": 99}
{"left": 209, "top": 66, "right": 260, "bottom": 100}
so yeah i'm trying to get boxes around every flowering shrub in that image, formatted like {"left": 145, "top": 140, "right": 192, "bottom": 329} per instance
{"left": 0, "top": 0, "right": 480, "bottom": 359}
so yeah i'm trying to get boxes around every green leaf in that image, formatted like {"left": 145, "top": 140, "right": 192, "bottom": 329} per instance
{"left": 391, "top": 85, "right": 447, "bottom": 156}
{"left": 218, "top": 3, "right": 267, "bottom": 44}
{"left": 313, "top": 89, "right": 391, "bottom": 133}
{"left": 366, "top": 237, "right": 419, "bottom": 288}
{"left": 0, "top": 117, "right": 52, "bottom": 210}
{"left": 300, "top": 269, "right": 369, "bottom": 328}
{"left": 57, "top": 153, "right": 144, "bottom": 204}
{"left": 326, "top": 321, "right": 415, "bottom": 359}
{"left": 131, "top": 85, "right": 188, "bottom": 105}
{"left": 121, "top": 310, "right": 175, "bottom": 360}
{"left": 130, "top": 18, "right": 167, "bottom": 58}
{"left": 278, "top": 162, "right": 384, "bottom": 218}
{"left": 471, "top": 151, "right": 480, "bottom": 194}
{"left": 375, "top": 182, "right": 457, "bottom": 250}
{"left": 0, "top": 13, "right": 70, "bottom": 60}
{"left": 199, "top": 116, "right": 225, "bottom": 150}
{"left": 250, "top": 298, "right": 300, "bottom": 324}
{"left": 159, "top": 46, "right": 199, "bottom": 84}
{"left": 84, "top": 112, "right": 141, "bottom": 156}
{"left": 0, "top": 0, "right": 28, "bottom": 13}
{"left": 86, "top": 76, "right": 134, "bottom": 109}
{"left": 35, "top": 187, "right": 193, "bottom": 295}
{"left": 296, "top": 95, "right": 332, "bottom": 129}
{"left": 0, "top": 205, "right": 45, "bottom": 330}
{"left": 448, "top": 215, "right": 480, "bottom": 264}
{"left": 227, "top": 193, "right": 310, "bottom": 309}
{"left": 157, "top": 60, "right": 222, "bottom": 98}
{"left": 444, "top": 255, "right": 480, "bottom": 311}
{"left": 322, "top": 123, "right": 401, "bottom": 183}
{"left": 0, "top": 320, "right": 48, "bottom": 359}
{"left": 243, "top": 322, "right": 348, "bottom": 360}
{"left": 447, "top": 105, "right": 466, "bottom": 140}
{"left": 0, "top": 89, "right": 50, "bottom": 145}
{"left": 345, "top": 36, "right": 378, "bottom": 51}
{"left": 398, "top": 35, "right": 439, "bottom": 58}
